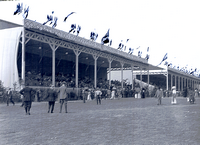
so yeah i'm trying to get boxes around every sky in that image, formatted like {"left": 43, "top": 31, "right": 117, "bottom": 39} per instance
{"left": 1, "top": 0, "right": 200, "bottom": 72}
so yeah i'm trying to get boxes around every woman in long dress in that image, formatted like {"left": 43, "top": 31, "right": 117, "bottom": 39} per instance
{"left": 111, "top": 87, "right": 116, "bottom": 100}
{"left": 87, "top": 90, "right": 91, "bottom": 100}
{"left": 171, "top": 86, "right": 177, "bottom": 104}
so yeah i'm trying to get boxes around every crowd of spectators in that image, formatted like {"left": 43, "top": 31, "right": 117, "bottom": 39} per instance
{"left": 23, "top": 71, "right": 134, "bottom": 90}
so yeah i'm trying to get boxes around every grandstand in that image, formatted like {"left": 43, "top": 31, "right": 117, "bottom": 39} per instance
{"left": 1, "top": 18, "right": 200, "bottom": 94}
{"left": 0, "top": 19, "right": 161, "bottom": 91}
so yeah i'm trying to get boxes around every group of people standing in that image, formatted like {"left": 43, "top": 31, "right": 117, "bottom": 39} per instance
{"left": 155, "top": 86, "right": 177, "bottom": 105}
{"left": 82, "top": 87, "right": 102, "bottom": 105}
{"left": 155, "top": 86, "right": 197, "bottom": 105}
{"left": 18, "top": 84, "right": 105, "bottom": 115}
{"left": 19, "top": 83, "right": 70, "bottom": 115}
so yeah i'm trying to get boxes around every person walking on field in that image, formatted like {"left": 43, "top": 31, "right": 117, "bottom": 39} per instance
{"left": 95, "top": 87, "right": 102, "bottom": 105}
{"left": 19, "top": 84, "right": 36, "bottom": 115}
{"left": 171, "top": 86, "right": 177, "bottom": 104}
{"left": 188, "top": 88, "right": 195, "bottom": 104}
{"left": 7, "top": 88, "right": 15, "bottom": 106}
{"left": 45, "top": 85, "right": 57, "bottom": 113}
{"left": 57, "top": 84, "right": 68, "bottom": 113}
{"left": 83, "top": 87, "right": 88, "bottom": 103}
{"left": 155, "top": 87, "right": 162, "bottom": 105}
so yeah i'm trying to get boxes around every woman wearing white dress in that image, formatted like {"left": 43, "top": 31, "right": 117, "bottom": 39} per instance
{"left": 87, "top": 90, "right": 91, "bottom": 100}
{"left": 171, "top": 86, "right": 177, "bottom": 104}
{"left": 111, "top": 87, "right": 116, "bottom": 100}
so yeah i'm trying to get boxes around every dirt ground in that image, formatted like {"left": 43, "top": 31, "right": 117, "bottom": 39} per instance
{"left": 0, "top": 97, "right": 200, "bottom": 145}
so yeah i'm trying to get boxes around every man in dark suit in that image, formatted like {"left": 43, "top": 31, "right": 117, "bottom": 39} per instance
{"left": 19, "top": 84, "right": 36, "bottom": 115}
{"left": 141, "top": 88, "right": 145, "bottom": 99}
{"left": 7, "top": 88, "right": 15, "bottom": 106}
{"left": 45, "top": 85, "right": 57, "bottom": 113}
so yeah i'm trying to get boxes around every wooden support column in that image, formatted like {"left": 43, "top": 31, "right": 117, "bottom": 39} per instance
{"left": 140, "top": 68, "right": 142, "bottom": 81}
{"left": 181, "top": 77, "right": 183, "bottom": 91}
{"left": 171, "top": 74, "right": 173, "bottom": 90}
{"left": 93, "top": 55, "right": 99, "bottom": 89}
{"left": 147, "top": 70, "right": 149, "bottom": 86}
{"left": 21, "top": 27, "right": 25, "bottom": 88}
{"left": 131, "top": 66, "right": 134, "bottom": 89}
{"left": 73, "top": 50, "right": 81, "bottom": 88}
{"left": 166, "top": 66, "right": 168, "bottom": 91}
{"left": 49, "top": 44, "right": 59, "bottom": 87}
{"left": 120, "top": 62, "right": 124, "bottom": 89}
{"left": 178, "top": 76, "right": 180, "bottom": 91}
{"left": 108, "top": 58, "right": 113, "bottom": 89}
{"left": 166, "top": 72, "right": 168, "bottom": 91}
{"left": 175, "top": 75, "right": 176, "bottom": 89}
{"left": 52, "top": 50, "right": 55, "bottom": 86}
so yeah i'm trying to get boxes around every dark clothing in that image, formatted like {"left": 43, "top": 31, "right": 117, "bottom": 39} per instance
{"left": 95, "top": 90, "right": 102, "bottom": 105}
{"left": 48, "top": 101, "right": 55, "bottom": 113}
{"left": 97, "top": 95, "right": 101, "bottom": 105}
{"left": 24, "top": 101, "right": 32, "bottom": 108}
{"left": 83, "top": 90, "right": 88, "bottom": 103}
{"left": 141, "top": 88, "right": 145, "bottom": 98}
{"left": 19, "top": 87, "right": 35, "bottom": 115}
{"left": 7, "top": 90, "right": 15, "bottom": 106}
{"left": 60, "top": 99, "right": 65, "bottom": 104}
{"left": 45, "top": 89, "right": 57, "bottom": 113}
{"left": 19, "top": 87, "right": 35, "bottom": 101}
{"left": 46, "top": 89, "right": 57, "bottom": 102}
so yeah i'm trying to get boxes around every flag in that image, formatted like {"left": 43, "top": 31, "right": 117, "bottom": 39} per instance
{"left": 158, "top": 53, "right": 168, "bottom": 66}
{"left": 64, "top": 12, "right": 75, "bottom": 22}
{"left": 162, "top": 53, "right": 168, "bottom": 62}
{"left": 101, "top": 29, "right": 110, "bottom": 45}
{"left": 104, "top": 29, "right": 109, "bottom": 38}
{"left": 147, "top": 47, "right": 149, "bottom": 52}
{"left": 145, "top": 54, "right": 149, "bottom": 60}
{"left": 136, "top": 46, "right": 140, "bottom": 49}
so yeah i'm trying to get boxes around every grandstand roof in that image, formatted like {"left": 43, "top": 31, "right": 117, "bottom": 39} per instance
{"left": 0, "top": 19, "right": 22, "bottom": 30}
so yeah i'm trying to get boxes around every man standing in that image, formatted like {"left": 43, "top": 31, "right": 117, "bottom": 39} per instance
{"left": 45, "top": 85, "right": 57, "bottom": 113}
{"left": 155, "top": 87, "right": 162, "bottom": 105}
{"left": 19, "top": 84, "right": 36, "bottom": 115}
{"left": 57, "top": 84, "right": 68, "bottom": 113}
{"left": 95, "top": 87, "right": 102, "bottom": 105}
{"left": 141, "top": 88, "right": 145, "bottom": 99}
{"left": 7, "top": 88, "right": 15, "bottom": 106}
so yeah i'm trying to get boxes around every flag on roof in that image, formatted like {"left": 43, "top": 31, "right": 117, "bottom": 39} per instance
{"left": 158, "top": 53, "right": 168, "bottom": 66}
{"left": 101, "top": 29, "right": 110, "bottom": 45}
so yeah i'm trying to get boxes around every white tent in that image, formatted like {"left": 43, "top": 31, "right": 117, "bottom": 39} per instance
{"left": 0, "top": 27, "right": 22, "bottom": 90}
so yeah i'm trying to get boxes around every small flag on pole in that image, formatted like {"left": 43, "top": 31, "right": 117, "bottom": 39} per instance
{"left": 158, "top": 53, "right": 168, "bottom": 66}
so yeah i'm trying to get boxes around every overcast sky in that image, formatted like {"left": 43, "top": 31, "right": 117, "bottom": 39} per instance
{"left": 1, "top": 0, "right": 200, "bottom": 71}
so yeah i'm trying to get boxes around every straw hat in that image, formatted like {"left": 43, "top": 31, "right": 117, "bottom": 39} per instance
{"left": 172, "top": 86, "right": 176, "bottom": 90}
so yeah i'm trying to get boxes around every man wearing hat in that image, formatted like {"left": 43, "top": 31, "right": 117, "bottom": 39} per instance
{"left": 19, "top": 84, "right": 36, "bottom": 115}
{"left": 57, "top": 84, "right": 69, "bottom": 113}
{"left": 171, "top": 86, "right": 177, "bottom": 104}
{"left": 95, "top": 87, "right": 102, "bottom": 105}
{"left": 45, "top": 85, "right": 57, "bottom": 113}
